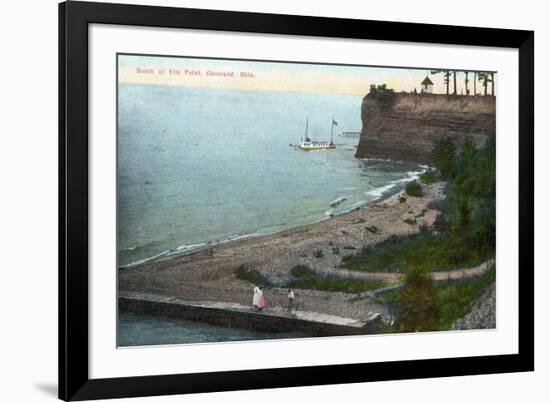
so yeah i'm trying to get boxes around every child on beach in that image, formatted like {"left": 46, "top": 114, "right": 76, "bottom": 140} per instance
{"left": 287, "top": 289, "right": 295, "bottom": 311}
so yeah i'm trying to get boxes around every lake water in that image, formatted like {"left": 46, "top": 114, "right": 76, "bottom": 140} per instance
{"left": 118, "top": 84, "right": 425, "bottom": 268}
{"left": 118, "top": 311, "right": 306, "bottom": 346}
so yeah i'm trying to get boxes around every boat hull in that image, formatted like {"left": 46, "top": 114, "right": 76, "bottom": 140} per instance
{"left": 298, "top": 146, "right": 336, "bottom": 151}
{"left": 298, "top": 141, "right": 336, "bottom": 151}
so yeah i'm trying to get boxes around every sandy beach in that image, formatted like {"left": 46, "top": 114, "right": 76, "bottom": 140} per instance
{"left": 118, "top": 182, "right": 448, "bottom": 321}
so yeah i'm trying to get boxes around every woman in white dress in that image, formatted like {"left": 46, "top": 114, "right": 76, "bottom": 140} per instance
{"left": 257, "top": 287, "right": 265, "bottom": 311}
{"left": 252, "top": 286, "right": 261, "bottom": 309}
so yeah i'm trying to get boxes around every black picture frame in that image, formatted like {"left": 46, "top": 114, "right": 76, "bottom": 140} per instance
{"left": 59, "top": 1, "right": 534, "bottom": 400}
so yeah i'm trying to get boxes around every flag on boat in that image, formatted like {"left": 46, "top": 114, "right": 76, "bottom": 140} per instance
{"left": 332, "top": 119, "right": 338, "bottom": 126}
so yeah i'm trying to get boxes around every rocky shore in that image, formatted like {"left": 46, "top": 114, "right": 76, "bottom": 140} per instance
{"left": 119, "top": 182, "right": 445, "bottom": 322}
{"left": 452, "top": 283, "right": 496, "bottom": 330}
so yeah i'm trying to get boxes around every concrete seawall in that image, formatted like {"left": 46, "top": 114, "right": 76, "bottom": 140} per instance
{"left": 119, "top": 291, "right": 382, "bottom": 337}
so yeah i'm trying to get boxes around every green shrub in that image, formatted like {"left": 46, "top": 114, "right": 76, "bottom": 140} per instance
{"left": 405, "top": 180, "right": 423, "bottom": 197}
{"left": 287, "top": 273, "right": 387, "bottom": 294}
{"left": 332, "top": 247, "right": 340, "bottom": 255}
{"left": 290, "top": 265, "right": 314, "bottom": 278}
{"left": 369, "top": 83, "right": 395, "bottom": 94}
{"left": 289, "top": 264, "right": 389, "bottom": 293}
{"left": 434, "top": 264, "right": 495, "bottom": 329}
{"left": 446, "top": 135, "right": 495, "bottom": 252}
{"left": 339, "top": 232, "right": 492, "bottom": 274}
{"left": 380, "top": 265, "right": 496, "bottom": 332}
{"left": 415, "top": 209, "right": 428, "bottom": 218}
{"left": 313, "top": 249, "right": 324, "bottom": 258}
{"left": 399, "top": 196, "right": 407, "bottom": 203}
{"left": 234, "top": 265, "right": 270, "bottom": 287}
{"left": 432, "top": 137, "right": 457, "bottom": 180}
{"left": 365, "top": 225, "right": 380, "bottom": 234}
{"left": 403, "top": 218, "right": 416, "bottom": 225}
{"left": 420, "top": 169, "right": 440, "bottom": 184}
{"left": 398, "top": 269, "right": 436, "bottom": 332}
{"left": 428, "top": 197, "right": 450, "bottom": 232}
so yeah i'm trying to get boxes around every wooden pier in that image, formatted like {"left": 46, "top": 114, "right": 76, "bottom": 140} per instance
{"left": 339, "top": 131, "right": 361, "bottom": 138}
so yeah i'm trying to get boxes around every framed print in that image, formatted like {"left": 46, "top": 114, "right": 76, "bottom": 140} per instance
{"left": 59, "top": 1, "right": 534, "bottom": 400}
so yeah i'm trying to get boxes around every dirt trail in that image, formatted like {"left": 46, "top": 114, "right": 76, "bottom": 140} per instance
{"left": 319, "top": 258, "right": 495, "bottom": 284}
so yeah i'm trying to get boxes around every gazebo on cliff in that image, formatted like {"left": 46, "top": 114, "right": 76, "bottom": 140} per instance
{"left": 420, "top": 76, "right": 434, "bottom": 93}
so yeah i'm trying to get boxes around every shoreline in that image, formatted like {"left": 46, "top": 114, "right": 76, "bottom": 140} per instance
{"left": 119, "top": 181, "right": 445, "bottom": 322}
{"left": 119, "top": 174, "right": 418, "bottom": 270}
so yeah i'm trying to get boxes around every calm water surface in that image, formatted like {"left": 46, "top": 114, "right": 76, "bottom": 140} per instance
{"left": 118, "top": 311, "right": 306, "bottom": 346}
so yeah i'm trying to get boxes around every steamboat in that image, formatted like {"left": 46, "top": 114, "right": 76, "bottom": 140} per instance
{"left": 298, "top": 117, "right": 337, "bottom": 151}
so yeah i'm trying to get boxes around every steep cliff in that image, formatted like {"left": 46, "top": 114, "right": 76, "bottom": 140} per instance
{"left": 355, "top": 93, "right": 496, "bottom": 163}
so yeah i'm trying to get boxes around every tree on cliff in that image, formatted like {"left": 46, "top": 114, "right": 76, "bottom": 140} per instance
{"left": 430, "top": 70, "right": 451, "bottom": 95}
{"left": 369, "top": 83, "right": 395, "bottom": 94}
{"left": 430, "top": 134, "right": 496, "bottom": 255}
{"left": 447, "top": 135, "right": 496, "bottom": 253}
{"left": 431, "top": 137, "right": 457, "bottom": 179}
{"left": 477, "top": 72, "right": 494, "bottom": 96}
{"left": 453, "top": 71, "right": 457, "bottom": 95}
{"left": 463, "top": 71, "right": 470, "bottom": 95}
{"left": 478, "top": 73, "right": 488, "bottom": 95}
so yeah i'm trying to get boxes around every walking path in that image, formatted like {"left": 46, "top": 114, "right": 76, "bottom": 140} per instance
{"left": 317, "top": 258, "right": 495, "bottom": 284}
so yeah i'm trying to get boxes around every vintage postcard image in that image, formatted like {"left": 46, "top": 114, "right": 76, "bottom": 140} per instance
{"left": 117, "top": 54, "right": 496, "bottom": 347}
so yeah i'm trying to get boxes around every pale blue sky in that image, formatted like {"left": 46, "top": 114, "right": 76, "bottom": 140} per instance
{"left": 118, "top": 54, "right": 495, "bottom": 96}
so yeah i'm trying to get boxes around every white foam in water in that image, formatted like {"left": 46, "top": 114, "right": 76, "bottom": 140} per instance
{"left": 174, "top": 242, "right": 208, "bottom": 252}
{"left": 365, "top": 183, "right": 398, "bottom": 198}
{"left": 329, "top": 197, "right": 347, "bottom": 207}
{"left": 218, "top": 233, "right": 259, "bottom": 244}
{"left": 119, "top": 250, "right": 171, "bottom": 269}
{"left": 175, "top": 234, "right": 258, "bottom": 256}
{"left": 365, "top": 166, "right": 427, "bottom": 199}
{"left": 362, "top": 157, "right": 394, "bottom": 162}
{"left": 121, "top": 233, "right": 262, "bottom": 269}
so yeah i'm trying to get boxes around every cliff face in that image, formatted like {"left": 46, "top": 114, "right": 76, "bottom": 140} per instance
{"left": 355, "top": 93, "right": 496, "bottom": 163}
